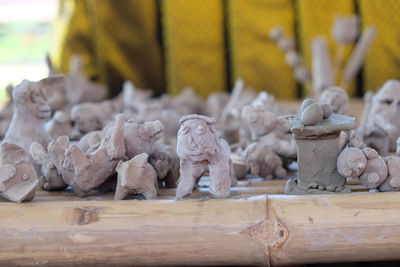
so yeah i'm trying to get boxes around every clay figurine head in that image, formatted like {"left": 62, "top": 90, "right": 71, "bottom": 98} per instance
{"left": 332, "top": 15, "right": 359, "bottom": 44}
{"left": 318, "top": 86, "right": 349, "bottom": 115}
{"left": 177, "top": 115, "right": 219, "bottom": 162}
{"left": 337, "top": 147, "right": 367, "bottom": 179}
{"left": 241, "top": 105, "right": 277, "bottom": 139}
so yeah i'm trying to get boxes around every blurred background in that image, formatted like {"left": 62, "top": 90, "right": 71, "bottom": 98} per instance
{"left": 1, "top": 0, "right": 400, "bottom": 101}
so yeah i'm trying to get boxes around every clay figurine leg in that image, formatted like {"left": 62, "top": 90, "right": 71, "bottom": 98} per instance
{"left": 48, "top": 135, "right": 70, "bottom": 173}
{"left": 65, "top": 145, "right": 93, "bottom": 196}
{"left": 176, "top": 159, "right": 201, "bottom": 199}
{"left": 209, "top": 159, "right": 231, "bottom": 198}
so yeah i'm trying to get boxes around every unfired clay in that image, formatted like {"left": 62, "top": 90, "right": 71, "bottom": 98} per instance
{"left": 312, "top": 37, "right": 335, "bottom": 96}
{"left": 47, "top": 116, "right": 164, "bottom": 196}
{"left": 29, "top": 141, "right": 67, "bottom": 190}
{"left": 149, "top": 143, "right": 179, "bottom": 188}
{"left": 337, "top": 147, "right": 388, "bottom": 190}
{"left": 318, "top": 86, "right": 349, "bottom": 115}
{"left": 0, "top": 142, "right": 38, "bottom": 202}
{"left": 115, "top": 153, "right": 158, "bottom": 200}
{"left": 359, "top": 80, "right": 400, "bottom": 155}
{"left": 332, "top": 15, "right": 359, "bottom": 44}
{"left": 379, "top": 156, "right": 400, "bottom": 192}
{"left": 244, "top": 142, "right": 286, "bottom": 179}
{"left": 285, "top": 99, "right": 357, "bottom": 194}
{"left": 176, "top": 115, "right": 234, "bottom": 198}
{"left": 45, "top": 111, "right": 74, "bottom": 139}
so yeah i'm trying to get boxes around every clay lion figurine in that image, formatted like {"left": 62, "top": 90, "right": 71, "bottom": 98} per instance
{"left": 176, "top": 114, "right": 235, "bottom": 199}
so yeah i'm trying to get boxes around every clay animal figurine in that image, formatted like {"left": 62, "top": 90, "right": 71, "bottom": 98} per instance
{"left": 244, "top": 142, "right": 287, "bottom": 180}
{"left": 176, "top": 114, "right": 234, "bottom": 199}
{"left": 115, "top": 153, "right": 158, "bottom": 200}
{"left": 206, "top": 92, "right": 230, "bottom": 123}
{"left": 29, "top": 141, "right": 67, "bottom": 191}
{"left": 379, "top": 156, "right": 400, "bottom": 192}
{"left": 3, "top": 76, "right": 65, "bottom": 153}
{"left": 149, "top": 143, "right": 179, "bottom": 188}
{"left": 359, "top": 80, "right": 400, "bottom": 155}
{"left": 48, "top": 115, "right": 164, "bottom": 196}
{"left": 48, "top": 113, "right": 128, "bottom": 196}
{"left": 337, "top": 147, "right": 388, "bottom": 190}
{"left": 241, "top": 104, "right": 296, "bottom": 160}
{"left": 318, "top": 86, "right": 349, "bottom": 115}
{"left": 0, "top": 142, "right": 38, "bottom": 202}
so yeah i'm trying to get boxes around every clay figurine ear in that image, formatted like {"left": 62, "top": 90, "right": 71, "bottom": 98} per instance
{"left": 37, "top": 75, "right": 66, "bottom": 89}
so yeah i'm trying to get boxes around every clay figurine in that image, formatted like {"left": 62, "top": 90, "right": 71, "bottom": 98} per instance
{"left": 176, "top": 115, "right": 234, "bottom": 199}
{"left": 3, "top": 76, "right": 65, "bottom": 153}
{"left": 285, "top": 99, "right": 357, "bottom": 194}
{"left": 379, "top": 156, "right": 400, "bottom": 192}
{"left": 337, "top": 147, "right": 388, "bottom": 190}
{"left": 45, "top": 111, "right": 74, "bottom": 139}
{"left": 312, "top": 37, "right": 335, "bottom": 96}
{"left": 318, "top": 86, "right": 349, "bottom": 115}
{"left": 0, "top": 142, "right": 38, "bottom": 202}
{"left": 149, "top": 143, "right": 179, "bottom": 188}
{"left": 115, "top": 153, "right": 158, "bottom": 200}
{"left": 29, "top": 141, "right": 67, "bottom": 190}
{"left": 244, "top": 142, "right": 287, "bottom": 180}
{"left": 359, "top": 80, "right": 400, "bottom": 155}
{"left": 397, "top": 137, "right": 400, "bottom": 157}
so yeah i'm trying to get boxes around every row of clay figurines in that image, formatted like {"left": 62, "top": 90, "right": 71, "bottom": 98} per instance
{"left": 1, "top": 56, "right": 400, "bottom": 202}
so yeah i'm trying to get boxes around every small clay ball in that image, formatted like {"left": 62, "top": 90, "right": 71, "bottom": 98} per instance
{"left": 278, "top": 37, "right": 295, "bottom": 51}
{"left": 320, "top": 103, "right": 332, "bottom": 119}
{"left": 294, "top": 65, "right": 310, "bottom": 84}
{"left": 301, "top": 103, "right": 323, "bottom": 126}
{"left": 285, "top": 50, "right": 301, "bottom": 67}
{"left": 301, "top": 98, "right": 315, "bottom": 113}
{"left": 269, "top": 26, "right": 283, "bottom": 41}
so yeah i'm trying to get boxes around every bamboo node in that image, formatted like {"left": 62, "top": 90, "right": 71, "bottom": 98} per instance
{"left": 62, "top": 206, "right": 107, "bottom": 225}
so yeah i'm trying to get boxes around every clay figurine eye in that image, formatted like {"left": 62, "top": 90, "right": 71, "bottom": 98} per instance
{"left": 381, "top": 99, "right": 393, "bottom": 105}
{"left": 196, "top": 125, "right": 205, "bottom": 135}
{"left": 180, "top": 126, "right": 189, "bottom": 135}
{"left": 31, "top": 91, "right": 41, "bottom": 103}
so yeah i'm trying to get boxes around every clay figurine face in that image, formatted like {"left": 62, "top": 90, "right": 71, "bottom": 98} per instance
{"left": 318, "top": 86, "right": 349, "bottom": 115}
{"left": 13, "top": 80, "right": 52, "bottom": 120}
{"left": 177, "top": 115, "right": 218, "bottom": 162}
{"left": 371, "top": 80, "right": 400, "bottom": 133}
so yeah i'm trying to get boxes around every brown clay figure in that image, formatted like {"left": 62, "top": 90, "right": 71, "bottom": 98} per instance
{"left": 176, "top": 115, "right": 234, "bottom": 199}
{"left": 244, "top": 142, "right": 287, "bottom": 180}
{"left": 29, "top": 141, "right": 67, "bottom": 190}
{"left": 149, "top": 143, "right": 179, "bottom": 188}
{"left": 337, "top": 147, "right": 388, "bottom": 190}
{"left": 0, "top": 142, "right": 38, "bottom": 202}
{"left": 48, "top": 114, "right": 127, "bottom": 196}
{"left": 115, "top": 153, "right": 158, "bottom": 200}
{"left": 359, "top": 80, "right": 400, "bottom": 155}
{"left": 285, "top": 99, "right": 357, "bottom": 194}
{"left": 379, "top": 156, "right": 400, "bottom": 192}
{"left": 318, "top": 86, "right": 349, "bottom": 115}
{"left": 4, "top": 76, "right": 65, "bottom": 154}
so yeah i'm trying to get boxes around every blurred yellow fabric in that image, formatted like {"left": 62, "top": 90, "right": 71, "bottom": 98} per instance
{"left": 51, "top": 0, "right": 400, "bottom": 99}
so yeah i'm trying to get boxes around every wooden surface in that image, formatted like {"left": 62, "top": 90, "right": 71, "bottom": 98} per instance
{"left": 1, "top": 185, "right": 400, "bottom": 266}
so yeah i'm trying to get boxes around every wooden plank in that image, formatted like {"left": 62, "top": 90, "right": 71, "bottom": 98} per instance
{"left": 0, "top": 192, "right": 399, "bottom": 265}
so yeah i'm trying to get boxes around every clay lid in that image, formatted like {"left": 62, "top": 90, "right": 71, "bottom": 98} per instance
{"left": 286, "top": 114, "right": 357, "bottom": 137}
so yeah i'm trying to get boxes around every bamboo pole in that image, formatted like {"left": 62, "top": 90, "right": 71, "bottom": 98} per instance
{"left": 0, "top": 192, "right": 399, "bottom": 265}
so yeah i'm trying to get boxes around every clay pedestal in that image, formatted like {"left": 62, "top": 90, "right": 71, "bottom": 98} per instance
{"left": 285, "top": 114, "right": 357, "bottom": 194}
